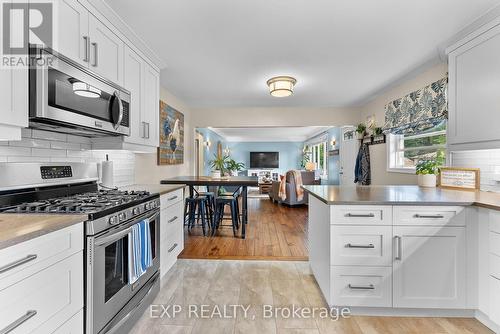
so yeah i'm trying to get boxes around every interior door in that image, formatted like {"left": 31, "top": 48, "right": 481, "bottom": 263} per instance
{"left": 89, "top": 15, "right": 124, "bottom": 84}
{"left": 123, "top": 46, "right": 143, "bottom": 145}
{"left": 54, "top": 0, "right": 89, "bottom": 66}
{"left": 393, "top": 225, "right": 466, "bottom": 309}
{"left": 340, "top": 127, "right": 358, "bottom": 185}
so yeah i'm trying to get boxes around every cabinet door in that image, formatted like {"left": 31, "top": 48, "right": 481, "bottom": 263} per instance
{"left": 89, "top": 15, "right": 123, "bottom": 84}
{"left": 448, "top": 24, "right": 500, "bottom": 146}
{"left": 393, "top": 226, "right": 466, "bottom": 309}
{"left": 123, "top": 46, "right": 144, "bottom": 145}
{"left": 54, "top": 0, "right": 89, "bottom": 66}
{"left": 142, "top": 64, "right": 160, "bottom": 147}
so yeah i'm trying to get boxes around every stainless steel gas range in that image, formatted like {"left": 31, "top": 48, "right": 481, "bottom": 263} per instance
{"left": 0, "top": 162, "right": 161, "bottom": 334}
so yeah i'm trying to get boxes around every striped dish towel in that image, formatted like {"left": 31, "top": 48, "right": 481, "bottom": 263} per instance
{"left": 128, "top": 218, "right": 153, "bottom": 284}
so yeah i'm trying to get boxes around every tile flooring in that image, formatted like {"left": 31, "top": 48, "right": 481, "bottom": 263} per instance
{"left": 130, "top": 260, "right": 493, "bottom": 334}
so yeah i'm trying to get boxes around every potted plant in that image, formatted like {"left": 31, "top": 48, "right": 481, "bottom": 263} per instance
{"left": 374, "top": 127, "right": 383, "bottom": 136}
{"left": 209, "top": 154, "right": 229, "bottom": 178}
{"left": 416, "top": 159, "right": 439, "bottom": 187}
{"left": 356, "top": 123, "right": 367, "bottom": 139}
{"left": 226, "top": 159, "right": 245, "bottom": 176}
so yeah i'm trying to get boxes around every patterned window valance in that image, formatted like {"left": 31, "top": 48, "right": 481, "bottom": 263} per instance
{"left": 383, "top": 77, "right": 448, "bottom": 135}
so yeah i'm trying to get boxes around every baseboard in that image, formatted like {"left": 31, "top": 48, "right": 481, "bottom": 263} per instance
{"left": 474, "top": 309, "right": 500, "bottom": 333}
{"left": 346, "top": 307, "right": 475, "bottom": 318}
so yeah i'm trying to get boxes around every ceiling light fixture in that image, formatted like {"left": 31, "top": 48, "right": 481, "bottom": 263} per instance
{"left": 266, "top": 76, "right": 297, "bottom": 97}
{"left": 70, "top": 79, "right": 101, "bottom": 98}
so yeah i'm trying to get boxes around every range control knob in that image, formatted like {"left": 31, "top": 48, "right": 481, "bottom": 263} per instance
{"left": 132, "top": 208, "right": 140, "bottom": 215}
{"left": 144, "top": 203, "right": 150, "bottom": 210}
{"left": 118, "top": 212, "right": 126, "bottom": 221}
{"left": 109, "top": 216, "right": 118, "bottom": 225}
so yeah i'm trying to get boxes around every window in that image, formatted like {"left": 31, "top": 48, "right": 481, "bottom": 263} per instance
{"left": 387, "top": 122, "right": 446, "bottom": 173}
{"left": 310, "top": 142, "right": 327, "bottom": 177}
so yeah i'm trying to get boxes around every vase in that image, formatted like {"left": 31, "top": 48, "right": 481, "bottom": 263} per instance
{"left": 211, "top": 170, "right": 221, "bottom": 178}
{"left": 418, "top": 174, "right": 436, "bottom": 187}
{"left": 356, "top": 132, "right": 365, "bottom": 139}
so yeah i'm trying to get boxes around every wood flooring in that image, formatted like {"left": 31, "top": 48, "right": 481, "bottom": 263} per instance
{"left": 179, "top": 198, "right": 309, "bottom": 260}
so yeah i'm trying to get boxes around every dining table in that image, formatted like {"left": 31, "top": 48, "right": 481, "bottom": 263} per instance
{"left": 160, "top": 175, "right": 259, "bottom": 239}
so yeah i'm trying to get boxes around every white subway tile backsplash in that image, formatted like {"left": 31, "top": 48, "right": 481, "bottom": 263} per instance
{"left": 0, "top": 130, "right": 136, "bottom": 187}
{"left": 0, "top": 146, "right": 32, "bottom": 156}
{"left": 50, "top": 141, "right": 81, "bottom": 150}
{"left": 32, "top": 148, "right": 67, "bottom": 157}
{"left": 451, "top": 149, "right": 500, "bottom": 191}
{"left": 32, "top": 129, "right": 67, "bottom": 142}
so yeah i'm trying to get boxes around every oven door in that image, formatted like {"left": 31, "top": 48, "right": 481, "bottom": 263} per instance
{"left": 30, "top": 47, "right": 130, "bottom": 136}
{"left": 86, "top": 209, "right": 160, "bottom": 334}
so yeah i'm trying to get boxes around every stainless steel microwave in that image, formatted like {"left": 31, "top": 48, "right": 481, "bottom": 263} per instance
{"left": 29, "top": 46, "right": 131, "bottom": 137}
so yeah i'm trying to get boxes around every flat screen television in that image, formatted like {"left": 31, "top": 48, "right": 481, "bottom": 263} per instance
{"left": 250, "top": 152, "right": 279, "bottom": 168}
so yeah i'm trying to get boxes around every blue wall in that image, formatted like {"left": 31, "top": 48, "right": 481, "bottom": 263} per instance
{"left": 196, "top": 128, "right": 227, "bottom": 176}
{"left": 226, "top": 141, "right": 303, "bottom": 174}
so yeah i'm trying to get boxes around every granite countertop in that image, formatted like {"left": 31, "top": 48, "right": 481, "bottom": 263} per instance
{"left": 119, "top": 184, "right": 186, "bottom": 196}
{"left": 302, "top": 185, "right": 500, "bottom": 210}
{"left": 0, "top": 214, "right": 87, "bottom": 250}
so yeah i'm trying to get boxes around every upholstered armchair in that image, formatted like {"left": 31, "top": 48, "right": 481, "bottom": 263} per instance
{"left": 269, "top": 171, "right": 318, "bottom": 206}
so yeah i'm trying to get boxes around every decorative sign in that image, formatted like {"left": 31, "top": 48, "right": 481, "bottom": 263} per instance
{"left": 328, "top": 149, "right": 339, "bottom": 156}
{"left": 439, "top": 167, "right": 480, "bottom": 190}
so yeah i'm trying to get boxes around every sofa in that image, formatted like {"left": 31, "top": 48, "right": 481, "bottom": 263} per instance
{"left": 269, "top": 170, "right": 319, "bottom": 206}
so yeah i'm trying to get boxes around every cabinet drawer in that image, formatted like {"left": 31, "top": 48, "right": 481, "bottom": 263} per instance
{"left": 0, "top": 252, "right": 83, "bottom": 334}
{"left": 161, "top": 227, "right": 183, "bottom": 277}
{"left": 331, "top": 266, "right": 392, "bottom": 307}
{"left": 490, "top": 210, "right": 500, "bottom": 234}
{"left": 490, "top": 253, "right": 500, "bottom": 280}
{"left": 331, "top": 206, "right": 392, "bottom": 225}
{"left": 0, "top": 224, "right": 83, "bottom": 285}
{"left": 52, "top": 309, "right": 83, "bottom": 334}
{"left": 489, "top": 276, "right": 500, "bottom": 325}
{"left": 490, "top": 231, "right": 500, "bottom": 257}
{"left": 331, "top": 226, "right": 392, "bottom": 266}
{"left": 393, "top": 206, "right": 465, "bottom": 226}
{"left": 160, "top": 189, "right": 183, "bottom": 208}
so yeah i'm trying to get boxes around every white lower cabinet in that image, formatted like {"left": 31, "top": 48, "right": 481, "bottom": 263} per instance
{"left": 490, "top": 276, "right": 500, "bottom": 325}
{"left": 0, "top": 224, "right": 84, "bottom": 334}
{"left": 392, "top": 226, "right": 466, "bottom": 309}
{"left": 331, "top": 266, "right": 392, "bottom": 307}
{"left": 52, "top": 309, "right": 83, "bottom": 334}
{"left": 160, "top": 190, "right": 184, "bottom": 278}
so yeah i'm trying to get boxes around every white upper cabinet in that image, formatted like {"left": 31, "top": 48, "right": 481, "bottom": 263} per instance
{"left": 54, "top": 0, "right": 89, "bottom": 66}
{"left": 89, "top": 15, "right": 124, "bottom": 85}
{"left": 142, "top": 63, "right": 160, "bottom": 147}
{"left": 123, "top": 46, "right": 144, "bottom": 145}
{"left": 448, "top": 23, "right": 500, "bottom": 150}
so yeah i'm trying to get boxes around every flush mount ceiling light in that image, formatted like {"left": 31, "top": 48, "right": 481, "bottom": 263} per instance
{"left": 266, "top": 76, "right": 297, "bottom": 97}
{"left": 70, "top": 79, "right": 101, "bottom": 98}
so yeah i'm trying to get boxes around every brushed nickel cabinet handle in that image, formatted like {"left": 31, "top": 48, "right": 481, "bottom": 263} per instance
{"left": 91, "top": 42, "right": 98, "bottom": 67}
{"left": 168, "top": 243, "right": 178, "bottom": 253}
{"left": 145, "top": 123, "right": 150, "bottom": 139}
{"left": 345, "top": 213, "right": 375, "bottom": 218}
{"left": 414, "top": 214, "right": 444, "bottom": 219}
{"left": 1, "top": 310, "right": 37, "bottom": 333}
{"left": 168, "top": 216, "right": 178, "bottom": 223}
{"left": 345, "top": 243, "right": 375, "bottom": 249}
{"left": 394, "top": 236, "right": 402, "bottom": 260}
{"left": 0, "top": 254, "right": 37, "bottom": 274}
{"left": 348, "top": 284, "right": 374, "bottom": 290}
{"left": 83, "top": 36, "right": 90, "bottom": 62}
{"left": 168, "top": 195, "right": 178, "bottom": 201}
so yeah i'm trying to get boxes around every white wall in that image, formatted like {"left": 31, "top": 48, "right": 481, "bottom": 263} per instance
{"left": 358, "top": 62, "right": 448, "bottom": 185}
{"left": 0, "top": 128, "right": 136, "bottom": 186}
{"left": 134, "top": 87, "right": 193, "bottom": 183}
{"left": 190, "top": 107, "right": 359, "bottom": 128}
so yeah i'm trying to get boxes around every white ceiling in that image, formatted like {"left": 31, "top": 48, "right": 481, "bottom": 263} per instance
{"left": 105, "top": 0, "right": 500, "bottom": 108}
{"left": 208, "top": 126, "right": 332, "bottom": 142}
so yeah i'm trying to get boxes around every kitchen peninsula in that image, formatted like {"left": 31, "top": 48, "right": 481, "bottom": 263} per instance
{"left": 303, "top": 185, "right": 500, "bottom": 333}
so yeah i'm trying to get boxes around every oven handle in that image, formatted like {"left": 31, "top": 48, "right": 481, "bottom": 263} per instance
{"left": 94, "top": 210, "right": 160, "bottom": 246}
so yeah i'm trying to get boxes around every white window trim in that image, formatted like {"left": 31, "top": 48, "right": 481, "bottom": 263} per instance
{"left": 386, "top": 131, "right": 446, "bottom": 174}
